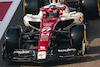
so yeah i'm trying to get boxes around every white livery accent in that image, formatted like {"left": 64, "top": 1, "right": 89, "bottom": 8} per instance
{"left": 37, "top": 51, "right": 47, "bottom": 59}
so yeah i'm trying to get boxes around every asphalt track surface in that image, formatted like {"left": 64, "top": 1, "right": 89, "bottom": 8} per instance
{"left": 0, "top": 1, "right": 100, "bottom": 67}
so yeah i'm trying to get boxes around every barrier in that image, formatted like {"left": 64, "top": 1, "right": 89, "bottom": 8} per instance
{"left": 0, "top": 0, "right": 21, "bottom": 40}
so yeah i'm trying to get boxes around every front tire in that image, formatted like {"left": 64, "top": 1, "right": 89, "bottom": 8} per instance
{"left": 71, "top": 24, "right": 89, "bottom": 55}
{"left": 71, "top": 24, "right": 84, "bottom": 50}
{"left": 5, "top": 26, "right": 22, "bottom": 54}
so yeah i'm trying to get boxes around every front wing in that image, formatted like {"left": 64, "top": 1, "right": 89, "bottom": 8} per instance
{"left": 3, "top": 48, "right": 81, "bottom": 63}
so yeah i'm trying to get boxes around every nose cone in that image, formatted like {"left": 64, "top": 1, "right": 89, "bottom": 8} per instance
{"left": 37, "top": 51, "right": 47, "bottom": 59}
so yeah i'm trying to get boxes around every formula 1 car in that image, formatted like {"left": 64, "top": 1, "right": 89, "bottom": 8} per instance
{"left": 2, "top": 0, "right": 89, "bottom": 63}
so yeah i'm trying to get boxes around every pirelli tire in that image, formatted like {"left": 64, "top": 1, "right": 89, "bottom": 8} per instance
{"left": 71, "top": 24, "right": 84, "bottom": 50}
{"left": 23, "top": 0, "right": 41, "bottom": 14}
{"left": 5, "top": 26, "right": 22, "bottom": 54}
{"left": 82, "top": 0, "right": 99, "bottom": 19}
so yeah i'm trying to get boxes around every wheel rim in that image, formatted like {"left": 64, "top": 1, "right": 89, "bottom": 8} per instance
{"left": 23, "top": 0, "right": 25, "bottom": 14}
{"left": 97, "top": 0, "right": 100, "bottom": 16}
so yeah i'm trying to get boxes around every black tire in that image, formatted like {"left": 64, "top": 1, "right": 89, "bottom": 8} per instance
{"left": 71, "top": 24, "right": 84, "bottom": 50}
{"left": 23, "top": 0, "right": 41, "bottom": 14}
{"left": 82, "top": 0, "right": 99, "bottom": 19}
{"left": 6, "top": 27, "right": 22, "bottom": 54}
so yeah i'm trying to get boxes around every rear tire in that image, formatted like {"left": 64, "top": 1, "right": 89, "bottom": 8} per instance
{"left": 23, "top": 0, "right": 41, "bottom": 14}
{"left": 82, "top": 0, "right": 99, "bottom": 19}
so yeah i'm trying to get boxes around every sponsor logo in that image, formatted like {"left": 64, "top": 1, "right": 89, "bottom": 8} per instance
{"left": 43, "top": 23, "right": 53, "bottom": 27}
{"left": 13, "top": 50, "right": 30, "bottom": 54}
{"left": 39, "top": 46, "right": 46, "bottom": 50}
{"left": 59, "top": 10, "right": 63, "bottom": 13}
{"left": 41, "top": 27, "right": 51, "bottom": 32}
{"left": 58, "top": 48, "right": 76, "bottom": 52}
{"left": 40, "top": 32, "right": 50, "bottom": 41}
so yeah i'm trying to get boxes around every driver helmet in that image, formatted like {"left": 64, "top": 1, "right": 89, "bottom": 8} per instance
{"left": 49, "top": 5, "right": 57, "bottom": 18}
